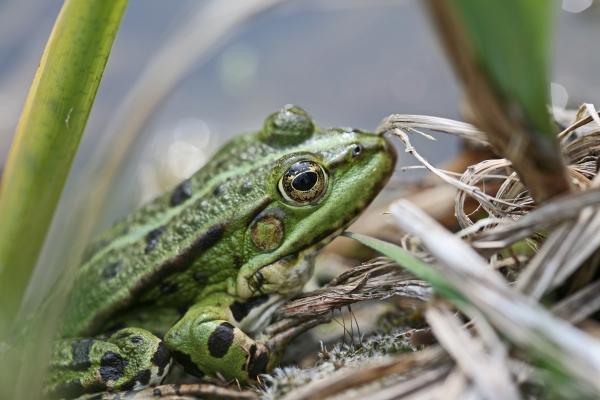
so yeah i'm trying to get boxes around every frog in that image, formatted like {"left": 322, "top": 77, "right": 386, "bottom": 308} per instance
{"left": 45, "top": 105, "right": 396, "bottom": 398}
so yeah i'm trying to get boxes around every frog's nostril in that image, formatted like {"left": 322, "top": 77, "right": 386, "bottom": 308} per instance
{"left": 351, "top": 144, "right": 363, "bottom": 158}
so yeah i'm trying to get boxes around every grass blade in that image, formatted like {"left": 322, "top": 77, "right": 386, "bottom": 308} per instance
{"left": 0, "top": 0, "right": 128, "bottom": 336}
{"left": 425, "top": 0, "right": 570, "bottom": 201}
{"left": 452, "top": 0, "right": 555, "bottom": 137}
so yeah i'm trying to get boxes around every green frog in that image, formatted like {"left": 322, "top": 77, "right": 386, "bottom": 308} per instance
{"left": 46, "top": 105, "right": 396, "bottom": 398}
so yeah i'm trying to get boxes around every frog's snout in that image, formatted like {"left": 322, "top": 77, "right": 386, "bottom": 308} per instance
{"left": 383, "top": 135, "right": 398, "bottom": 168}
{"left": 356, "top": 132, "right": 397, "bottom": 171}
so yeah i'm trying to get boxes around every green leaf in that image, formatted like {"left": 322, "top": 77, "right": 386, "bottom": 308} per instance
{"left": 0, "top": 0, "right": 128, "bottom": 337}
{"left": 452, "top": 0, "right": 555, "bottom": 136}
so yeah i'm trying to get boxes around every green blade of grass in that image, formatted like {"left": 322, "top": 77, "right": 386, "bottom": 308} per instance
{"left": 452, "top": 0, "right": 555, "bottom": 136}
{"left": 0, "top": 0, "right": 128, "bottom": 337}
{"left": 426, "top": 0, "right": 570, "bottom": 201}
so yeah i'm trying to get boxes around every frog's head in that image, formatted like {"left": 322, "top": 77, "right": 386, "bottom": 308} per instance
{"left": 237, "top": 105, "right": 396, "bottom": 299}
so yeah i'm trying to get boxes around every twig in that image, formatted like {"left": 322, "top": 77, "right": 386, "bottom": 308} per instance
{"left": 265, "top": 258, "right": 431, "bottom": 349}
{"left": 471, "top": 188, "right": 600, "bottom": 250}
{"left": 552, "top": 280, "right": 600, "bottom": 324}
{"left": 426, "top": 301, "right": 520, "bottom": 399}
{"left": 376, "top": 114, "right": 490, "bottom": 146}
{"left": 102, "top": 383, "right": 258, "bottom": 400}
{"left": 388, "top": 128, "right": 520, "bottom": 210}
{"left": 558, "top": 105, "right": 600, "bottom": 140}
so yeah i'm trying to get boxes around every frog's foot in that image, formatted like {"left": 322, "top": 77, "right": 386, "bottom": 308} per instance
{"left": 165, "top": 320, "right": 270, "bottom": 382}
{"left": 164, "top": 300, "right": 271, "bottom": 383}
{"left": 46, "top": 327, "right": 172, "bottom": 399}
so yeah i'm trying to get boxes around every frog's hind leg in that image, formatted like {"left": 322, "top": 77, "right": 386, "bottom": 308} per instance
{"left": 46, "top": 327, "right": 172, "bottom": 399}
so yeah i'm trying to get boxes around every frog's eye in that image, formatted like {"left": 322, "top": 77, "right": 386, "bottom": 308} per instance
{"left": 278, "top": 160, "right": 328, "bottom": 205}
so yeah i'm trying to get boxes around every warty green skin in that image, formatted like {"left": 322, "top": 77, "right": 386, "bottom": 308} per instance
{"left": 48, "top": 106, "right": 396, "bottom": 398}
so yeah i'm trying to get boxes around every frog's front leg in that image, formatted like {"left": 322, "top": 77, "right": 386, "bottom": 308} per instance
{"left": 46, "top": 328, "right": 171, "bottom": 398}
{"left": 164, "top": 293, "right": 270, "bottom": 382}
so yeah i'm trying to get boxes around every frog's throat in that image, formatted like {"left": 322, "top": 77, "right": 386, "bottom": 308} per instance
{"left": 236, "top": 226, "right": 346, "bottom": 299}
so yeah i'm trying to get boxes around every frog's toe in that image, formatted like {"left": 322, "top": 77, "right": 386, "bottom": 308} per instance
{"left": 47, "top": 328, "right": 172, "bottom": 398}
{"left": 246, "top": 341, "right": 270, "bottom": 379}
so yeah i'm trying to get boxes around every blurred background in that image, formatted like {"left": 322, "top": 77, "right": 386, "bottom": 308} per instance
{"left": 0, "top": 0, "right": 599, "bottom": 297}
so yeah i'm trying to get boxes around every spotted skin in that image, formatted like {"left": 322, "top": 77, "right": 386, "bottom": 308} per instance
{"left": 46, "top": 328, "right": 171, "bottom": 398}
{"left": 50, "top": 105, "right": 396, "bottom": 397}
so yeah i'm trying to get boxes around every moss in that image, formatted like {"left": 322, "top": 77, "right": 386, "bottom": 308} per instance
{"left": 260, "top": 327, "right": 420, "bottom": 399}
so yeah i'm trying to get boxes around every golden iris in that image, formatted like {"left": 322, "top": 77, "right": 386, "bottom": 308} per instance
{"left": 278, "top": 160, "right": 327, "bottom": 205}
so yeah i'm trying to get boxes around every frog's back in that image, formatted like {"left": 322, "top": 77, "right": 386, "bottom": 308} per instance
{"left": 62, "top": 133, "right": 277, "bottom": 337}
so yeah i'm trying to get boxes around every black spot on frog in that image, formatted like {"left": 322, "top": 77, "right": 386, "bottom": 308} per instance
{"left": 159, "top": 281, "right": 178, "bottom": 294}
{"left": 212, "top": 185, "right": 225, "bottom": 197}
{"left": 240, "top": 181, "right": 253, "bottom": 194}
{"left": 71, "top": 339, "right": 94, "bottom": 370}
{"left": 192, "top": 270, "right": 206, "bottom": 284}
{"left": 151, "top": 342, "right": 171, "bottom": 376}
{"left": 170, "top": 179, "right": 192, "bottom": 206}
{"left": 207, "top": 322, "right": 235, "bottom": 358}
{"left": 102, "top": 261, "right": 123, "bottom": 280}
{"left": 145, "top": 226, "right": 166, "bottom": 254}
{"left": 119, "top": 369, "right": 151, "bottom": 391}
{"left": 229, "top": 295, "right": 269, "bottom": 322}
{"left": 247, "top": 344, "right": 269, "bottom": 379}
{"left": 99, "top": 352, "right": 128, "bottom": 382}
{"left": 172, "top": 350, "right": 205, "bottom": 377}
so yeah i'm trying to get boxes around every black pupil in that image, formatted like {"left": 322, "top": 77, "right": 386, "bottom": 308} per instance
{"left": 292, "top": 171, "right": 318, "bottom": 191}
